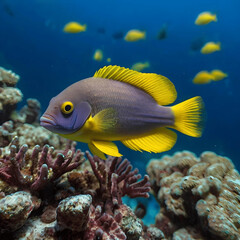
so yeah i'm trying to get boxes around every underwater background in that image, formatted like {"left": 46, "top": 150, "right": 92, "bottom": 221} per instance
{"left": 0, "top": 0, "right": 240, "bottom": 226}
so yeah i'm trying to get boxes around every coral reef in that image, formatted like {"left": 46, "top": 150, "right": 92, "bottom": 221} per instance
{"left": 0, "top": 191, "right": 34, "bottom": 232}
{"left": 13, "top": 217, "right": 57, "bottom": 239}
{"left": 147, "top": 151, "right": 240, "bottom": 240}
{"left": 0, "top": 67, "right": 22, "bottom": 124}
{"left": 56, "top": 152, "right": 151, "bottom": 239}
{"left": 0, "top": 66, "right": 68, "bottom": 150}
{"left": 1, "top": 66, "right": 240, "bottom": 239}
{"left": 0, "top": 152, "right": 151, "bottom": 239}
{"left": 12, "top": 98, "right": 41, "bottom": 124}
{"left": 0, "top": 138, "right": 84, "bottom": 194}
{"left": 0, "top": 120, "right": 69, "bottom": 149}
{"left": 57, "top": 194, "right": 92, "bottom": 232}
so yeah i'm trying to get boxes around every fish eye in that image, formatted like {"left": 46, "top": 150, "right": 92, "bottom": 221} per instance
{"left": 61, "top": 101, "right": 74, "bottom": 115}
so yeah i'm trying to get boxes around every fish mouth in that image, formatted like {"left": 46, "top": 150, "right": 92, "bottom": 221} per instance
{"left": 40, "top": 115, "right": 57, "bottom": 127}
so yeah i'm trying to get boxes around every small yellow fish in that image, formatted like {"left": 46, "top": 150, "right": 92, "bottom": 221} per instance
{"left": 124, "top": 29, "right": 146, "bottom": 42}
{"left": 201, "top": 42, "right": 221, "bottom": 54}
{"left": 63, "top": 22, "right": 87, "bottom": 33}
{"left": 93, "top": 49, "right": 103, "bottom": 61}
{"left": 210, "top": 69, "right": 228, "bottom": 81}
{"left": 107, "top": 58, "right": 111, "bottom": 63}
{"left": 131, "top": 61, "right": 150, "bottom": 72}
{"left": 195, "top": 12, "right": 217, "bottom": 25}
{"left": 193, "top": 71, "right": 214, "bottom": 84}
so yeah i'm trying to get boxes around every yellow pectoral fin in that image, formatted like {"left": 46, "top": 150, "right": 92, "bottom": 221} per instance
{"left": 83, "top": 108, "right": 117, "bottom": 134}
{"left": 88, "top": 143, "right": 106, "bottom": 160}
{"left": 91, "top": 140, "right": 122, "bottom": 157}
{"left": 121, "top": 127, "right": 177, "bottom": 153}
{"left": 92, "top": 108, "right": 117, "bottom": 132}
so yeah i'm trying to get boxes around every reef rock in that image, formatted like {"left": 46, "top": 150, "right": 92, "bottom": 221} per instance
{"left": 0, "top": 191, "right": 34, "bottom": 232}
{"left": 147, "top": 151, "right": 240, "bottom": 240}
{"left": 57, "top": 194, "right": 92, "bottom": 231}
{"left": 0, "top": 67, "right": 22, "bottom": 124}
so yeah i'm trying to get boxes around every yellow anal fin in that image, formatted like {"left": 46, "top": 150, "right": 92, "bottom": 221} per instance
{"left": 171, "top": 96, "right": 204, "bottom": 137}
{"left": 88, "top": 143, "right": 106, "bottom": 160}
{"left": 93, "top": 65, "right": 177, "bottom": 105}
{"left": 121, "top": 127, "right": 177, "bottom": 153}
{"left": 91, "top": 140, "right": 122, "bottom": 157}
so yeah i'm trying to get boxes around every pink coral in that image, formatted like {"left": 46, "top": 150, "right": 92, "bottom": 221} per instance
{"left": 55, "top": 153, "right": 151, "bottom": 240}
{"left": 0, "top": 137, "right": 84, "bottom": 193}
{"left": 86, "top": 152, "right": 150, "bottom": 207}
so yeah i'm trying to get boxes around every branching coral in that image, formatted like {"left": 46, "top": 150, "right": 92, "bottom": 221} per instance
{"left": 86, "top": 152, "right": 150, "bottom": 207}
{"left": 56, "top": 152, "right": 151, "bottom": 240}
{"left": 0, "top": 137, "right": 84, "bottom": 193}
{"left": 147, "top": 151, "right": 240, "bottom": 240}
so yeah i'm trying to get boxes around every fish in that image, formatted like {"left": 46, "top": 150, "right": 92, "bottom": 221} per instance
{"left": 93, "top": 49, "right": 103, "bottom": 61}
{"left": 112, "top": 31, "right": 124, "bottom": 40}
{"left": 192, "top": 71, "right": 214, "bottom": 84}
{"left": 210, "top": 69, "right": 228, "bottom": 81}
{"left": 97, "top": 27, "right": 106, "bottom": 34}
{"left": 131, "top": 61, "right": 150, "bottom": 72}
{"left": 1, "top": 0, "right": 14, "bottom": 17}
{"left": 157, "top": 24, "right": 167, "bottom": 40}
{"left": 190, "top": 37, "right": 206, "bottom": 52}
{"left": 124, "top": 30, "right": 146, "bottom": 42}
{"left": 195, "top": 12, "right": 217, "bottom": 25}
{"left": 40, "top": 66, "right": 204, "bottom": 159}
{"left": 201, "top": 42, "right": 221, "bottom": 54}
{"left": 63, "top": 22, "right": 87, "bottom": 33}
{"left": 107, "top": 58, "right": 111, "bottom": 63}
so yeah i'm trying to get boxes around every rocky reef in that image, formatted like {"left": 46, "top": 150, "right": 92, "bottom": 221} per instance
{"left": 1, "top": 66, "right": 240, "bottom": 240}
{"left": 0, "top": 67, "right": 22, "bottom": 124}
{"left": 147, "top": 150, "right": 240, "bottom": 240}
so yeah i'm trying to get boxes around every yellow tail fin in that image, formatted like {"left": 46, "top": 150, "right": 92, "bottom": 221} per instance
{"left": 171, "top": 96, "right": 204, "bottom": 137}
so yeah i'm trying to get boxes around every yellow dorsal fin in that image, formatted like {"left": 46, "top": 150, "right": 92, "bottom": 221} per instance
{"left": 91, "top": 140, "right": 122, "bottom": 157}
{"left": 93, "top": 65, "right": 177, "bottom": 105}
{"left": 121, "top": 127, "right": 177, "bottom": 153}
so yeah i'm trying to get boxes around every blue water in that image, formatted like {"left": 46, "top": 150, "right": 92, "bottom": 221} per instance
{"left": 0, "top": 0, "right": 240, "bottom": 224}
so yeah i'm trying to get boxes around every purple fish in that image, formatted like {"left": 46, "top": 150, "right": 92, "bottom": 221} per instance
{"left": 40, "top": 65, "right": 204, "bottom": 159}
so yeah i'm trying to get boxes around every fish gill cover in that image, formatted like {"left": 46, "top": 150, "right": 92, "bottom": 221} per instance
{"left": 0, "top": 0, "right": 239, "bottom": 239}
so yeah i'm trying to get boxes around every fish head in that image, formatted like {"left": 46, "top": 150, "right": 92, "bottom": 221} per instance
{"left": 40, "top": 93, "right": 91, "bottom": 135}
